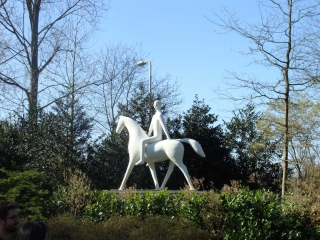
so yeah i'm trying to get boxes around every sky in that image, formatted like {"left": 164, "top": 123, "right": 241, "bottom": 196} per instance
{"left": 95, "top": 0, "right": 279, "bottom": 123}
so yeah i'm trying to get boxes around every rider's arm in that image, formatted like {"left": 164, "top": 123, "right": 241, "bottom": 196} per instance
{"left": 159, "top": 114, "right": 171, "bottom": 140}
{"left": 148, "top": 117, "right": 154, "bottom": 136}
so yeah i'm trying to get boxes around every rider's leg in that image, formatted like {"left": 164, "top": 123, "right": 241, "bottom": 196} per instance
{"left": 136, "top": 137, "right": 157, "bottom": 165}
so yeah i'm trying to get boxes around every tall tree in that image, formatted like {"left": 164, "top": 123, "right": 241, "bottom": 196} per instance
{"left": 0, "top": 0, "right": 108, "bottom": 131}
{"left": 23, "top": 100, "right": 94, "bottom": 185}
{"left": 52, "top": 99, "right": 93, "bottom": 171}
{"left": 260, "top": 94, "right": 320, "bottom": 180}
{"left": 224, "top": 104, "right": 281, "bottom": 191}
{"left": 210, "top": 0, "right": 320, "bottom": 196}
{"left": 167, "top": 95, "right": 236, "bottom": 190}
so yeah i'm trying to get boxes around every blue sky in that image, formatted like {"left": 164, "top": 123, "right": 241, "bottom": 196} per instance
{"left": 95, "top": 0, "right": 278, "bottom": 123}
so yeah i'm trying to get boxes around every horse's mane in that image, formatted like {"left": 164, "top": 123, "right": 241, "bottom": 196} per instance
{"left": 121, "top": 116, "right": 148, "bottom": 138}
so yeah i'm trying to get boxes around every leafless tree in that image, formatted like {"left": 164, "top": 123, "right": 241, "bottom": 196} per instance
{"left": 0, "top": 0, "right": 108, "bottom": 129}
{"left": 44, "top": 12, "right": 100, "bottom": 109}
{"left": 209, "top": 0, "right": 320, "bottom": 196}
{"left": 87, "top": 43, "right": 182, "bottom": 135}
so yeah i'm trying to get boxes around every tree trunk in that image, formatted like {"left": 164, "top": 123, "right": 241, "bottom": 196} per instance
{"left": 282, "top": 0, "right": 292, "bottom": 197}
{"left": 27, "top": 0, "right": 41, "bottom": 130}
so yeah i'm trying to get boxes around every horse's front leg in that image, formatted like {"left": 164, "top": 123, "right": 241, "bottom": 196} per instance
{"left": 119, "top": 158, "right": 135, "bottom": 190}
{"left": 147, "top": 162, "right": 159, "bottom": 189}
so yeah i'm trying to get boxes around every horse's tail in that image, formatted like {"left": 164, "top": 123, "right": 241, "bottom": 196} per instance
{"left": 178, "top": 138, "right": 206, "bottom": 158}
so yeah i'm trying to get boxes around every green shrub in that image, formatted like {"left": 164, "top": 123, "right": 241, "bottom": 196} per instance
{"left": 49, "top": 168, "right": 96, "bottom": 216}
{"left": 83, "top": 190, "right": 120, "bottom": 221}
{"left": 199, "top": 191, "right": 226, "bottom": 237}
{"left": 0, "top": 168, "right": 49, "bottom": 220}
{"left": 77, "top": 188, "right": 320, "bottom": 239}
{"left": 221, "top": 187, "right": 318, "bottom": 239}
{"left": 84, "top": 189, "right": 207, "bottom": 226}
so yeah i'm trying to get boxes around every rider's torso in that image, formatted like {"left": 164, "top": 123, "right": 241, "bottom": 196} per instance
{"left": 151, "top": 113, "right": 163, "bottom": 141}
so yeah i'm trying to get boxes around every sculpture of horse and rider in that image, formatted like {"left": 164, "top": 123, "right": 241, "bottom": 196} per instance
{"left": 115, "top": 100, "right": 206, "bottom": 190}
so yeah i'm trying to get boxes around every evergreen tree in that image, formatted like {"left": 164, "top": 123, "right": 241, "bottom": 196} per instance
{"left": 19, "top": 99, "right": 94, "bottom": 185}
{"left": 83, "top": 132, "right": 129, "bottom": 189}
{"left": 224, "top": 104, "right": 281, "bottom": 191}
{"left": 167, "top": 95, "right": 236, "bottom": 190}
{"left": 0, "top": 117, "right": 29, "bottom": 171}
{"left": 46, "top": 99, "right": 93, "bottom": 183}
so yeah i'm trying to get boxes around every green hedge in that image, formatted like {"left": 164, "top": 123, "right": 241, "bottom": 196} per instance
{"left": 81, "top": 188, "right": 319, "bottom": 239}
{"left": 221, "top": 187, "right": 316, "bottom": 239}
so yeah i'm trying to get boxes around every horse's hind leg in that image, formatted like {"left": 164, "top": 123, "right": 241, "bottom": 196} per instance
{"left": 147, "top": 162, "right": 159, "bottom": 189}
{"left": 119, "top": 159, "right": 135, "bottom": 190}
{"left": 176, "top": 161, "right": 196, "bottom": 190}
{"left": 159, "top": 161, "right": 175, "bottom": 190}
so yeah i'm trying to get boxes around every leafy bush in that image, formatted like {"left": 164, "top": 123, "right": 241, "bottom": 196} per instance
{"left": 0, "top": 168, "right": 49, "bottom": 220}
{"left": 285, "top": 178, "right": 320, "bottom": 227}
{"left": 221, "top": 187, "right": 318, "bottom": 239}
{"left": 49, "top": 168, "right": 96, "bottom": 216}
{"left": 84, "top": 190, "right": 180, "bottom": 221}
{"left": 83, "top": 189, "right": 209, "bottom": 227}
{"left": 199, "top": 191, "right": 226, "bottom": 237}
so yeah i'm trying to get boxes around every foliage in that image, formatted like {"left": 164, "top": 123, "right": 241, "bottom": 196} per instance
{"left": 0, "top": 100, "right": 94, "bottom": 186}
{"left": 44, "top": 99, "right": 94, "bottom": 183}
{"left": 49, "top": 168, "right": 95, "bottom": 217}
{"left": 224, "top": 104, "right": 281, "bottom": 191}
{"left": 0, "top": 169, "right": 49, "bottom": 220}
{"left": 0, "top": 118, "right": 29, "bottom": 171}
{"left": 285, "top": 177, "right": 320, "bottom": 227}
{"left": 221, "top": 186, "right": 318, "bottom": 239}
{"left": 84, "top": 190, "right": 179, "bottom": 222}
{"left": 260, "top": 96, "right": 320, "bottom": 180}
{"left": 83, "top": 188, "right": 320, "bottom": 239}
{"left": 22, "top": 100, "right": 94, "bottom": 186}
{"left": 52, "top": 99, "right": 93, "bottom": 167}
{"left": 84, "top": 189, "right": 213, "bottom": 229}
{"left": 167, "top": 95, "right": 236, "bottom": 190}
{"left": 82, "top": 132, "right": 129, "bottom": 190}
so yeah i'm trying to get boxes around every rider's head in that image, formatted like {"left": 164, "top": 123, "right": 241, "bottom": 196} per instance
{"left": 153, "top": 100, "right": 161, "bottom": 111}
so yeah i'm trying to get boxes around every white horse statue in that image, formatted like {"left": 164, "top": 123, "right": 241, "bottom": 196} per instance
{"left": 116, "top": 116, "right": 206, "bottom": 190}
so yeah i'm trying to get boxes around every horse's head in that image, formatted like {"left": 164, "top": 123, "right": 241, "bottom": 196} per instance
{"left": 116, "top": 116, "right": 125, "bottom": 134}
{"left": 116, "top": 116, "right": 147, "bottom": 139}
